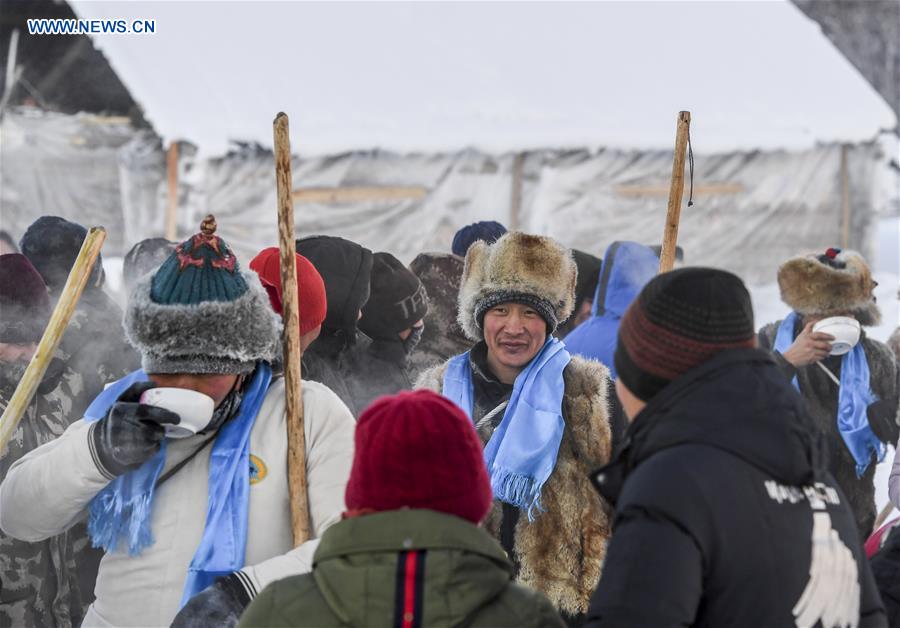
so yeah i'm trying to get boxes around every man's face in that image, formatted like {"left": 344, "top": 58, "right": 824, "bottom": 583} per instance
{"left": 483, "top": 302, "right": 547, "bottom": 375}
{"left": 148, "top": 373, "right": 241, "bottom": 407}
{"left": 0, "top": 342, "right": 38, "bottom": 363}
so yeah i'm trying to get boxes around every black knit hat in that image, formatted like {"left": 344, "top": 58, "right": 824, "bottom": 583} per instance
{"left": 20, "top": 216, "right": 104, "bottom": 292}
{"left": 359, "top": 253, "right": 428, "bottom": 340}
{"left": 615, "top": 267, "right": 756, "bottom": 401}
{"left": 0, "top": 254, "right": 51, "bottom": 344}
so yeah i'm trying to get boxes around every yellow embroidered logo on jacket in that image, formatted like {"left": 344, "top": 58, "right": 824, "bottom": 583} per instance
{"left": 249, "top": 454, "right": 267, "bottom": 485}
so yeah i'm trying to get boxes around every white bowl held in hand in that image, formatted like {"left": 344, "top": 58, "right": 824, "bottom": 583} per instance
{"left": 139, "top": 387, "right": 215, "bottom": 439}
{"left": 812, "top": 316, "right": 861, "bottom": 356}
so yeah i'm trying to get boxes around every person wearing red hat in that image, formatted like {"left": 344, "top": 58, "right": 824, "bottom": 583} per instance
{"left": 239, "top": 390, "right": 565, "bottom": 628}
{"left": 249, "top": 247, "right": 328, "bottom": 354}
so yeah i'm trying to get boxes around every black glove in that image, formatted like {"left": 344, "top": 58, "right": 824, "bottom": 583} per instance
{"left": 90, "top": 381, "right": 180, "bottom": 477}
{"left": 868, "top": 397, "right": 900, "bottom": 445}
{"left": 170, "top": 573, "right": 251, "bottom": 628}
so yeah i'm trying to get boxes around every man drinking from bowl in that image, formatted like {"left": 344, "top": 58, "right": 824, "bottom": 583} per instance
{"left": 0, "top": 217, "right": 355, "bottom": 627}
{"left": 758, "top": 247, "right": 900, "bottom": 539}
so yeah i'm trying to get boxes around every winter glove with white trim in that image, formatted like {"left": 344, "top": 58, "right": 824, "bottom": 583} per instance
{"left": 170, "top": 573, "right": 251, "bottom": 628}
{"left": 90, "top": 381, "right": 180, "bottom": 477}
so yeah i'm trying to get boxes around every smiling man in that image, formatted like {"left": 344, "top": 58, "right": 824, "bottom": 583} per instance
{"left": 416, "top": 232, "right": 615, "bottom": 625}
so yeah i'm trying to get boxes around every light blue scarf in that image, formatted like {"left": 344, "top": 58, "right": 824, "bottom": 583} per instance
{"left": 774, "top": 312, "right": 882, "bottom": 476}
{"left": 442, "top": 338, "right": 570, "bottom": 520}
{"left": 83, "top": 363, "right": 272, "bottom": 605}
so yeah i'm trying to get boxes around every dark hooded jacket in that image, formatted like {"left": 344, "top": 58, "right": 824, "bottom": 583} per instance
{"left": 238, "top": 509, "right": 565, "bottom": 628}
{"left": 297, "top": 236, "right": 374, "bottom": 417}
{"left": 585, "top": 348, "right": 886, "bottom": 628}
{"left": 759, "top": 320, "right": 900, "bottom": 538}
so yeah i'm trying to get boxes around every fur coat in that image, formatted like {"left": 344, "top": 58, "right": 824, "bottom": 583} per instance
{"left": 416, "top": 355, "right": 613, "bottom": 616}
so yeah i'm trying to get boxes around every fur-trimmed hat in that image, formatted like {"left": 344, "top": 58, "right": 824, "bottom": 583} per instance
{"left": 124, "top": 215, "right": 281, "bottom": 374}
{"left": 778, "top": 247, "right": 880, "bottom": 326}
{"left": 458, "top": 232, "right": 576, "bottom": 340}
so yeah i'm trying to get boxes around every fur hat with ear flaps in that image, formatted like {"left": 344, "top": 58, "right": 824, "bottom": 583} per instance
{"left": 458, "top": 231, "right": 576, "bottom": 341}
{"left": 777, "top": 247, "right": 880, "bottom": 327}
{"left": 124, "top": 215, "right": 282, "bottom": 374}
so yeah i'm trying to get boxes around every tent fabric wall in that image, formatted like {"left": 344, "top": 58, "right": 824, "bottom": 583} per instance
{"left": 1, "top": 108, "right": 885, "bottom": 285}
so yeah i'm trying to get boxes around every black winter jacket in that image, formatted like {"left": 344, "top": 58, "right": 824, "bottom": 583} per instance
{"left": 586, "top": 348, "right": 886, "bottom": 628}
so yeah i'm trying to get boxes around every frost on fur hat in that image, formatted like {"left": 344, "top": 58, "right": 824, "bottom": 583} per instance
{"left": 778, "top": 247, "right": 880, "bottom": 327}
{"left": 124, "top": 215, "right": 282, "bottom": 374}
{"left": 458, "top": 232, "right": 576, "bottom": 341}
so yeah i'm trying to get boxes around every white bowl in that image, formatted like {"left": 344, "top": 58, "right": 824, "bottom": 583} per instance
{"left": 139, "top": 387, "right": 215, "bottom": 438}
{"left": 813, "top": 316, "right": 861, "bottom": 356}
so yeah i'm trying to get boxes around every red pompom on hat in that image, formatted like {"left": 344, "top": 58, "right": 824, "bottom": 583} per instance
{"left": 345, "top": 390, "right": 493, "bottom": 524}
{"left": 250, "top": 247, "right": 327, "bottom": 336}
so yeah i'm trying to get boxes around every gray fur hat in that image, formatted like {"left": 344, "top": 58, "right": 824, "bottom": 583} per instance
{"left": 457, "top": 232, "right": 576, "bottom": 341}
{"left": 124, "top": 216, "right": 281, "bottom": 374}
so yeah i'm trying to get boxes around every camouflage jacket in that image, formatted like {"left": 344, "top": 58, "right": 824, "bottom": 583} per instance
{"left": 0, "top": 368, "right": 85, "bottom": 628}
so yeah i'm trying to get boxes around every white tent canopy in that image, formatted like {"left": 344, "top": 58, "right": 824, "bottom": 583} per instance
{"left": 71, "top": 1, "right": 896, "bottom": 157}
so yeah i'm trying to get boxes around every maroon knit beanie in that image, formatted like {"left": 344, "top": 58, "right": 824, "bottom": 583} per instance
{"left": 0, "top": 253, "right": 51, "bottom": 344}
{"left": 615, "top": 267, "right": 756, "bottom": 401}
{"left": 345, "top": 390, "right": 493, "bottom": 524}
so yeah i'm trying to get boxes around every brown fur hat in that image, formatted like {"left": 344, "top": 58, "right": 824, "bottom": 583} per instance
{"left": 457, "top": 232, "right": 576, "bottom": 341}
{"left": 777, "top": 248, "right": 880, "bottom": 326}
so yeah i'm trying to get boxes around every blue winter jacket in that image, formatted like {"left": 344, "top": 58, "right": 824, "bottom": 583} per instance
{"left": 564, "top": 242, "right": 658, "bottom": 377}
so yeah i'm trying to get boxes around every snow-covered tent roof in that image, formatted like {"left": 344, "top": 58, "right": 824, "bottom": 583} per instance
{"left": 68, "top": 1, "right": 896, "bottom": 157}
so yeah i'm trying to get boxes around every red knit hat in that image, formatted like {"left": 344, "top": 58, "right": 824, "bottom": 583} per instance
{"left": 250, "top": 247, "right": 327, "bottom": 336}
{"left": 345, "top": 390, "right": 493, "bottom": 524}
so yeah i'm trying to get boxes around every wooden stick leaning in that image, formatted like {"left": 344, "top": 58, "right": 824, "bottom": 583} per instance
{"left": 658, "top": 111, "right": 691, "bottom": 274}
{"left": 0, "top": 227, "right": 107, "bottom": 455}
{"left": 274, "top": 112, "right": 311, "bottom": 547}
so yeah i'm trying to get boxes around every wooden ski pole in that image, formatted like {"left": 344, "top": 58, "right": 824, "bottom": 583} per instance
{"left": 0, "top": 227, "right": 106, "bottom": 455}
{"left": 274, "top": 112, "right": 310, "bottom": 547}
{"left": 658, "top": 111, "right": 691, "bottom": 274}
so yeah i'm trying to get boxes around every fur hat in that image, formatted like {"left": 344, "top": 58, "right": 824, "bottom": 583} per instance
{"left": 778, "top": 247, "right": 880, "bottom": 326}
{"left": 458, "top": 232, "right": 576, "bottom": 341}
{"left": 124, "top": 215, "right": 281, "bottom": 374}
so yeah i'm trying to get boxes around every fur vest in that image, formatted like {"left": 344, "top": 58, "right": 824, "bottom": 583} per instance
{"left": 415, "top": 355, "right": 613, "bottom": 615}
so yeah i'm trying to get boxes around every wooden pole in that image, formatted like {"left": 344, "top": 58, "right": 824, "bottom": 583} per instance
{"left": 658, "top": 111, "right": 691, "bottom": 273}
{"left": 273, "top": 112, "right": 310, "bottom": 547}
{"left": 165, "top": 142, "right": 179, "bottom": 241}
{"left": 840, "top": 144, "right": 851, "bottom": 249}
{"left": 509, "top": 152, "right": 525, "bottom": 231}
{"left": 0, "top": 227, "right": 106, "bottom": 455}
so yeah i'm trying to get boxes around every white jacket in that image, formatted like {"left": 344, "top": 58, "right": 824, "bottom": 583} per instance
{"left": 0, "top": 377, "right": 355, "bottom": 627}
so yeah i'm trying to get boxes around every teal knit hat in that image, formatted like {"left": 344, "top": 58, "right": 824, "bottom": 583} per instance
{"left": 124, "top": 215, "right": 281, "bottom": 374}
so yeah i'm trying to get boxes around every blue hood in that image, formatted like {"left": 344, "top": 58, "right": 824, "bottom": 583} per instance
{"left": 564, "top": 241, "right": 658, "bottom": 376}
